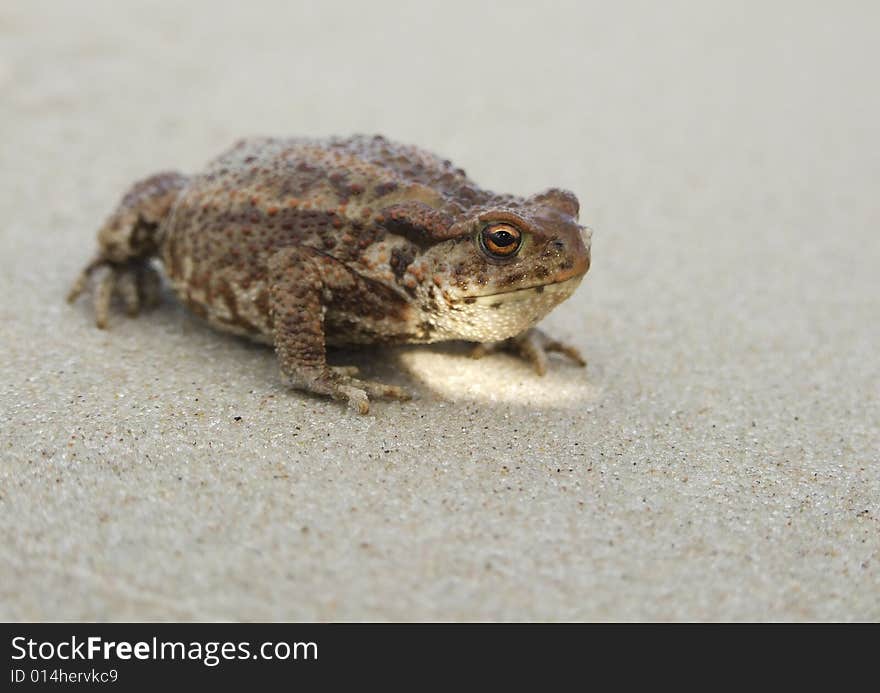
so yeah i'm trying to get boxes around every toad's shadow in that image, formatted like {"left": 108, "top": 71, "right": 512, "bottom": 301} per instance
{"left": 319, "top": 340, "right": 599, "bottom": 414}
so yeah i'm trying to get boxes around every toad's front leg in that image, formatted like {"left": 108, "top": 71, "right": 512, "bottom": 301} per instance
{"left": 267, "top": 246, "right": 410, "bottom": 414}
{"left": 470, "top": 327, "right": 586, "bottom": 375}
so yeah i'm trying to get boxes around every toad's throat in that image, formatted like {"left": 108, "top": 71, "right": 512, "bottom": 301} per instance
{"left": 460, "top": 275, "right": 584, "bottom": 305}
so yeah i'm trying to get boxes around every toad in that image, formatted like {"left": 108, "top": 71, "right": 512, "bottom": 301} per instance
{"left": 69, "top": 135, "right": 592, "bottom": 413}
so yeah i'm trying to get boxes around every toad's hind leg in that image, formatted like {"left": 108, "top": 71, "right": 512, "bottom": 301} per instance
{"left": 67, "top": 171, "right": 188, "bottom": 328}
{"left": 268, "top": 246, "right": 410, "bottom": 414}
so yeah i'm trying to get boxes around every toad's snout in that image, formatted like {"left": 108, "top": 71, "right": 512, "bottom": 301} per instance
{"left": 544, "top": 225, "right": 592, "bottom": 279}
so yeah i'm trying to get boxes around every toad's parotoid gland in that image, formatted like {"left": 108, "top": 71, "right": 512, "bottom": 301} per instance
{"left": 69, "top": 135, "right": 592, "bottom": 413}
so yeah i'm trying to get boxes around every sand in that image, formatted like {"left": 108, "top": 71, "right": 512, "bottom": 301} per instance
{"left": 1, "top": 1, "right": 878, "bottom": 621}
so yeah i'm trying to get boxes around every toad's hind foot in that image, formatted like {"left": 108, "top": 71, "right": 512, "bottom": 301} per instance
{"left": 470, "top": 327, "right": 586, "bottom": 375}
{"left": 67, "top": 258, "right": 162, "bottom": 329}
{"left": 67, "top": 170, "right": 186, "bottom": 328}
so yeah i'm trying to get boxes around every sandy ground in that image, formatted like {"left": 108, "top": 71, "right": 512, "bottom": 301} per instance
{"left": 1, "top": 1, "right": 878, "bottom": 621}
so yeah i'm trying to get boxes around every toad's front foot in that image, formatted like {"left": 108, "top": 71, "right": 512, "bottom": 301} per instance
{"left": 290, "top": 366, "right": 411, "bottom": 415}
{"left": 470, "top": 327, "right": 586, "bottom": 375}
{"left": 67, "top": 257, "right": 162, "bottom": 329}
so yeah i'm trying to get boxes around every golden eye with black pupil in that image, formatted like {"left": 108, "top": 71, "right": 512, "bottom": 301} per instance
{"left": 480, "top": 223, "right": 522, "bottom": 258}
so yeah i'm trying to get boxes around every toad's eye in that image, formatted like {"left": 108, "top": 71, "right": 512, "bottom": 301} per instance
{"left": 480, "top": 223, "right": 522, "bottom": 258}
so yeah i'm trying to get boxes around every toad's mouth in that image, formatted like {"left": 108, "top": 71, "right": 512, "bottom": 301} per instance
{"left": 461, "top": 274, "right": 584, "bottom": 305}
